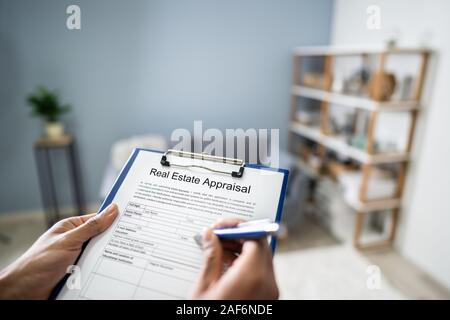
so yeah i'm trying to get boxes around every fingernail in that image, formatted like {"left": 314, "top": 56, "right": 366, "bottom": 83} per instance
{"left": 107, "top": 203, "right": 118, "bottom": 216}
{"left": 101, "top": 203, "right": 117, "bottom": 216}
{"left": 202, "top": 227, "right": 212, "bottom": 242}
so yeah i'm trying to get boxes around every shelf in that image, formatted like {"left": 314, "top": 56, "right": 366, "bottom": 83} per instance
{"left": 292, "top": 153, "right": 401, "bottom": 213}
{"left": 290, "top": 122, "right": 409, "bottom": 164}
{"left": 293, "top": 45, "right": 431, "bottom": 57}
{"left": 345, "top": 195, "right": 401, "bottom": 213}
{"left": 292, "top": 85, "right": 420, "bottom": 112}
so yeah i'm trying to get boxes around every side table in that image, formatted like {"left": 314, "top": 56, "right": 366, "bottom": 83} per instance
{"left": 34, "top": 135, "right": 86, "bottom": 227}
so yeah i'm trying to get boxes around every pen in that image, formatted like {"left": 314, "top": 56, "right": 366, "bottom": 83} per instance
{"left": 193, "top": 219, "right": 284, "bottom": 247}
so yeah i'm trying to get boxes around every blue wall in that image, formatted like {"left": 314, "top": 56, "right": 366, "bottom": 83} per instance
{"left": 0, "top": 0, "right": 332, "bottom": 213}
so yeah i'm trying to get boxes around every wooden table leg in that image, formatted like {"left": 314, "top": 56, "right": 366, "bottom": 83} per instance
{"left": 68, "top": 142, "right": 85, "bottom": 215}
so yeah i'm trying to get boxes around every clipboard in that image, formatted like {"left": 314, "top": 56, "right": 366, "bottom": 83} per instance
{"left": 102, "top": 148, "right": 288, "bottom": 250}
{"left": 52, "top": 148, "right": 289, "bottom": 299}
{"left": 161, "top": 149, "right": 245, "bottom": 178}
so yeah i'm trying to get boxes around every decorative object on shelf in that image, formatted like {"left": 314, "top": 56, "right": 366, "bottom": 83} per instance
{"left": 367, "top": 72, "right": 397, "bottom": 101}
{"left": 341, "top": 113, "right": 356, "bottom": 140}
{"left": 26, "top": 86, "right": 71, "bottom": 139}
{"left": 386, "top": 26, "right": 400, "bottom": 49}
{"left": 295, "top": 109, "right": 320, "bottom": 126}
{"left": 346, "top": 109, "right": 368, "bottom": 147}
{"left": 331, "top": 71, "right": 345, "bottom": 93}
{"left": 326, "top": 160, "right": 356, "bottom": 180}
{"left": 303, "top": 72, "right": 327, "bottom": 89}
{"left": 308, "top": 154, "right": 322, "bottom": 172}
{"left": 338, "top": 167, "right": 396, "bottom": 202}
{"left": 298, "top": 141, "right": 312, "bottom": 161}
{"left": 374, "top": 140, "right": 398, "bottom": 153}
{"left": 342, "top": 54, "right": 371, "bottom": 96}
{"left": 328, "top": 116, "right": 340, "bottom": 134}
{"left": 350, "top": 135, "right": 366, "bottom": 151}
{"left": 386, "top": 38, "right": 398, "bottom": 49}
{"left": 399, "top": 75, "right": 414, "bottom": 100}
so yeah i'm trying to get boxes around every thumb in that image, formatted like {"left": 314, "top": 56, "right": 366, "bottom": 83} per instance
{"left": 68, "top": 203, "right": 119, "bottom": 242}
{"left": 192, "top": 228, "right": 223, "bottom": 296}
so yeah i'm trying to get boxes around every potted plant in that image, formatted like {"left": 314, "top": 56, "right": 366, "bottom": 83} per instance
{"left": 26, "top": 86, "right": 71, "bottom": 139}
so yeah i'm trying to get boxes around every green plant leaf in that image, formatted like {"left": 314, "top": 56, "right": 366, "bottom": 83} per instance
{"left": 25, "top": 86, "right": 71, "bottom": 122}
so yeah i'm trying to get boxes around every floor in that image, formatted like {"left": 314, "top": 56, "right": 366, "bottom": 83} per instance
{"left": 0, "top": 211, "right": 449, "bottom": 299}
{"left": 276, "top": 218, "right": 450, "bottom": 299}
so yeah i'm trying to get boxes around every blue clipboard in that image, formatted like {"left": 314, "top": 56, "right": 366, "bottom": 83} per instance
{"left": 99, "top": 148, "right": 289, "bottom": 252}
{"left": 50, "top": 148, "right": 289, "bottom": 299}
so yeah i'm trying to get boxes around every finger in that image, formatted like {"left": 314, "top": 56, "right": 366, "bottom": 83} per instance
{"left": 220, "top": 239, "right": 243, "bottom": 253}
{"left": 72, "top": 212, "right": 97, "bottom": 227}
{"left": 78, "top": 212, "right": 97, "bottom": 223}
{"left": 222, "top": 250, "right": 239, "bottom": 266}
{"left": 209, "top": 218, "right": 244, "bottom": 254}
{"left": 56, "top": 212, "right": 96, "bottom": 229}
{"left": 239, "top": 238, "right": 270, "bottom": 264}
{"left": 243, "top": 238, "right": 268, "bottom": 253}
{"left": 212, "top": 218, "right": 244, "bottom": 229}
{"left": 67, "top": 203, "right": 119, "bottom": 242}
{"left": 203, "top": 239, "right": 276, "bottom": 300}
{"left": 193, "top": 228, "right": 223, "bottom": 295}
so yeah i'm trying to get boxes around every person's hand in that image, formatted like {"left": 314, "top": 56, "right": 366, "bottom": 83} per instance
{"left": 191, "top": 218, "right": 279, "bottom": 300}
{"left": 0, "top": 203, "right": 119, "bottom": 299}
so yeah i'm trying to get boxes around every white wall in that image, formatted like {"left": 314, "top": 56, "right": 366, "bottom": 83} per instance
{"left": 331, "top": 0, "right": 450, "bottom": 289}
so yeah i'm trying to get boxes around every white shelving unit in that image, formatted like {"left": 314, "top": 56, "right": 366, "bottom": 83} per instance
{"left": 288, "top": 45, "right": 430, "bottom": 249}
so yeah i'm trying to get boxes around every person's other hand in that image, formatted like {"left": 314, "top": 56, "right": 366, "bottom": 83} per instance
{"left": 191, "top": 218, "right": 279, "bottom": 300}
{"left": 0, "top": 203, "right": 118, "bottom": 299}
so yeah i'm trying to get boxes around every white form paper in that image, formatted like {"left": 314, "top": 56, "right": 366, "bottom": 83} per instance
{"left": 57, "top": 149, "right": 286, "bottom": 300}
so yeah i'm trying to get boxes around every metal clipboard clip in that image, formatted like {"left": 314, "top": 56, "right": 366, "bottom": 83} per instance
{"left": 160, "top": 149, "right": 245, "bottom": 178}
